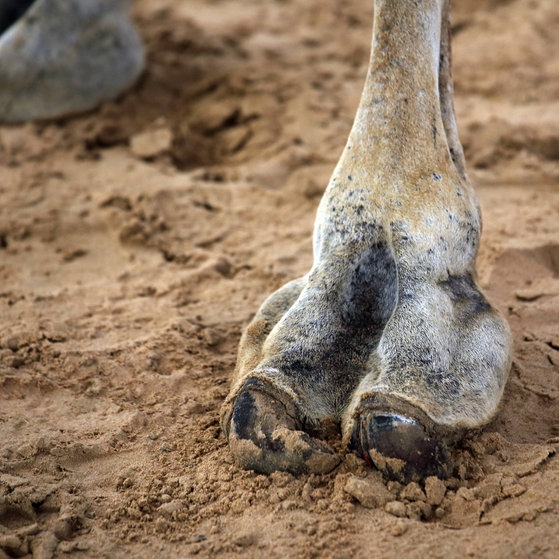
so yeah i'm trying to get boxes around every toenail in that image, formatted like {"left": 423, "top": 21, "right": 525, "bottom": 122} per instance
{"left": 352, "top": 409, "right": 452, "bottom": 483}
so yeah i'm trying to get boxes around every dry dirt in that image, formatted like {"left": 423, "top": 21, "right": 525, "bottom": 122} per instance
{"left": 1, "top": 0, "right": 559, "bottom": 557}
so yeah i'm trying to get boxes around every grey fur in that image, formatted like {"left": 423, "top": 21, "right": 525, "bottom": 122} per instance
{"left": 0, "top": 0, "right": 144, "bottom": 122}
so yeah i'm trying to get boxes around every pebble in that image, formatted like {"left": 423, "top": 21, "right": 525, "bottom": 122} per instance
{"left": 384, "top": 500, "right": 407, "bottom": 518}
{"left": 425, "top": 476, "right": 447, "bottom": 506}
{"left": 130, "top": 127, "right": 172, "bottom": 159}
{"left": 344, "top": 475, "right": 393, "bottom": 508}
{"left": 400, "top": 482, "right": 426, "bottom": 502}
{"left": 122, "top": 478, "right": 134, "bottom": 489}
{"left": 158, "top": 500, "right": 184, "bottom": 518}
{"left": 53, "top": 517, "right": 74, "bottom": 541}
{"left": 203, "top": 328, "right": 222, "bottom": 347}
{"left": 391, "top": 521, "right": 408, "bottom": 537}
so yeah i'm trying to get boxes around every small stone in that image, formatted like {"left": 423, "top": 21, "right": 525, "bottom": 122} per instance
{"left": 390, "top": 521, "right": 408, "bottom": 537}
{"left": 386, "top": 480, "right": 403, "bottom": 496}
{"left": 130, "top": 126, "right": 172, "bottom": 159}
{"left": 203, "top": 328, "right": 222, "bottom": 347}
{"left": 154, "top": 518, "right": 168, "bottom": 533}
{"left": 158, "top": 500, "right": 184, "bottom": 518}
{"left": 214, "top": 257, "right": 232, "bottom": 277}
{"left": 344, "top": 475, "right": 392, "bottom": 508}
{"left": 400, "top": 481, "right": 426, "bottom": 502}
{"left": 127, "top": 412, "right": 148, "bottom": 431}
{"left": 53, "top": 518, "right": 74, "bottom": 541}
{"left": 425, "top": 476, "right": 447, "bottom": 506}
{"left": 384, "top": 500, "right": 407, "bottom": 518}
{"left": 160, "top": 494, "right": 172, "bottom": 503}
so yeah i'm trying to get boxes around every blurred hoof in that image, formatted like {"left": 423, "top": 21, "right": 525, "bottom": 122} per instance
{"left": 0, "top": 0, "right": 144, "bottom": 122}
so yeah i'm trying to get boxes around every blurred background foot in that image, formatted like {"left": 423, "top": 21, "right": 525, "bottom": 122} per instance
{"left": 0, "top": 0, "right": 144, "bottom": 122}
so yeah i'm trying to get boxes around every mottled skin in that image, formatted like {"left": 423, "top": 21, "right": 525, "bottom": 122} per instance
{"left": 222, "top": 0, "right": 512, "bottom": 482}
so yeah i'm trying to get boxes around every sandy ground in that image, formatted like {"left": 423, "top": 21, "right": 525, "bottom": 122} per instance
{"left": 1, "top": 0, "right": 559, "bottom": 557}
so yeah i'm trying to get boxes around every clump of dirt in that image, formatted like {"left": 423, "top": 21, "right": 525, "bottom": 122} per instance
{"left": 1, "top": 0, "right": 558, "bottom": 557}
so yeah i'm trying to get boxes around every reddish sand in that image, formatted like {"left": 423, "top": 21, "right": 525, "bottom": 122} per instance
{"left": 1, "top": 0, "right": 558, "bottom": 557}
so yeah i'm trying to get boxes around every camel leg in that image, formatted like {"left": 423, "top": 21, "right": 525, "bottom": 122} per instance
{"left": 222, "top": 0, "right": 512, "bottom": 480}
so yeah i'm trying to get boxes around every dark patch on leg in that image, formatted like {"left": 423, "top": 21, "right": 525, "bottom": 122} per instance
{"left": 440, "top": 273, "right": 490, "bottom": 313}
{"left": 341, "top": 241, "right": 398, "bottom": 329}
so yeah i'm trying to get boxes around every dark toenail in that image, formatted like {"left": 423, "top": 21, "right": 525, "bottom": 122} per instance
{"left": 353, "top": 410, "right": 452, "bottom": 483}
{"left": 231, "top": 390, "right": 257, "bottom": 440}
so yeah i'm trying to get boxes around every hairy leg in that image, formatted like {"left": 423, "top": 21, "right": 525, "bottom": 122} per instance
{"left": 223, "top": 0, "right": 512, "bottom": 481}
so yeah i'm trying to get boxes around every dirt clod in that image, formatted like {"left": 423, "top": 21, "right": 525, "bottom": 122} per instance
{"left": 344, "top": 475, "right": 393, "bottom": 509}
{"left": 424, "top": 476, "right": 447, "bottom": 506}
{"left": 385, "top": 501, "right": 408, "bottom": 518}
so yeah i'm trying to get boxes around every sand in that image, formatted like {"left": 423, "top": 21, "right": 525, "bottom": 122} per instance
{"left": 1, "top": 0, "right": 558, "bottom": 557}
